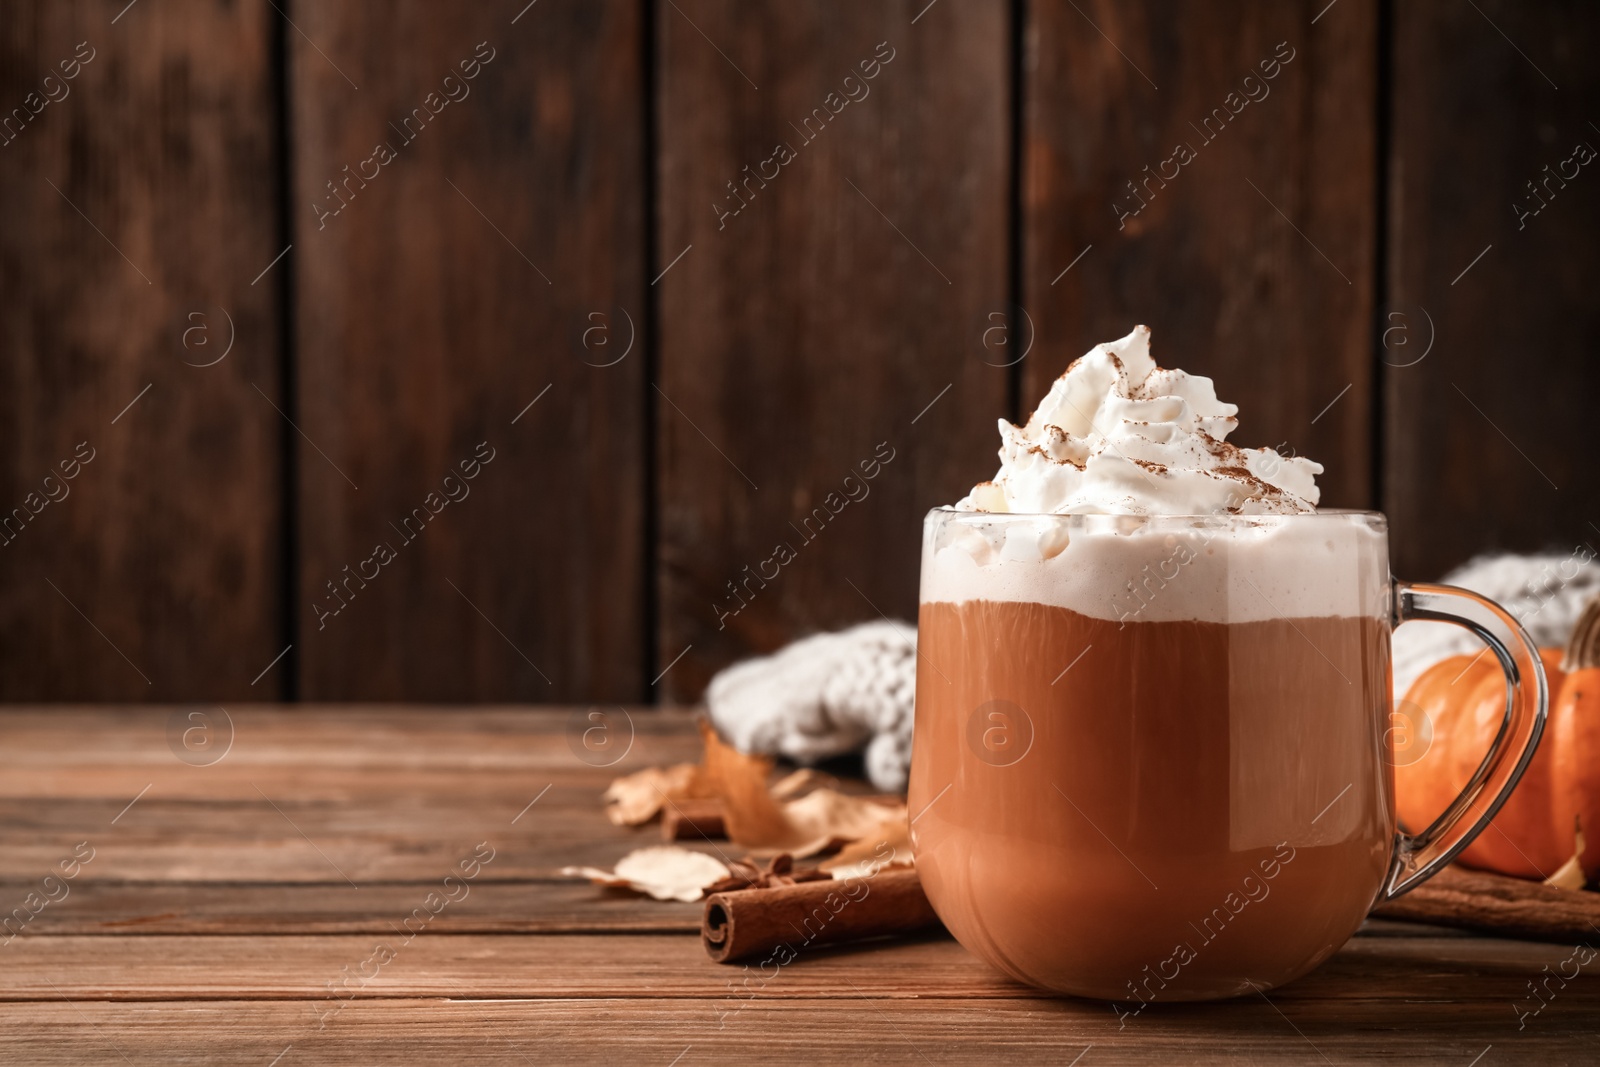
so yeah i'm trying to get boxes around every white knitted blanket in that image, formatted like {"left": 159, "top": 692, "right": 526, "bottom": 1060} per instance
{"left": 706, "top": 620, "right": 917, "bottom": 793}
{"left": 706, "top": 552, "right": 1600, "bottom": 792}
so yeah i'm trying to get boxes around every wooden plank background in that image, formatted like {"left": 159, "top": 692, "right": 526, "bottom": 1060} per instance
{"left": 0, "top": 0, "right": 1595, "bottom": 703}
{"left": 1026, "top": 1, "right": 1377, "bottom": 508}
{"left": 656, "top": 0, "right": 1010, "bottom": 695}
{"left": 288, "top": 0, "right": 647, "bottom": 701}
{"left": 0, "top": 0, "right": 285, "bottom": 702}
{"left": 1384, "top": 0, "right": 1600, "bottom": 579}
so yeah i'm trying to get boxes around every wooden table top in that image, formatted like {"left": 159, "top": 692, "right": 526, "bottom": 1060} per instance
{"left": 2, "top": 706, "right": 1595, "bottom": 1065}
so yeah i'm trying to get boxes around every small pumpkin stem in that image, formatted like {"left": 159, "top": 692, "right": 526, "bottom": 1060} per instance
{"left": 1562, "top": 593, "right": 1600, "bottom": 672}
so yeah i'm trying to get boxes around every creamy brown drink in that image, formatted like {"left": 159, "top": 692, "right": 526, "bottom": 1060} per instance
{"left": 915, "top": 590, "right": 1393, "bottom": 1001}
{"left": 910, "top": 327, "right": 1411, "bottom": 1002}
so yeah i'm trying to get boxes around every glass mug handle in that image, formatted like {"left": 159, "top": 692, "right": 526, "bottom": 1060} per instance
{"left": 1379, "top": 580, "right": 1550, "bottom": 902}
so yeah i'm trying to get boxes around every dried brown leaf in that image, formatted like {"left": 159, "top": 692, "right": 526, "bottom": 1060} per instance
{"left": 820, "top": 815, "right": 914, "bottom": 878}
{"left": 781, "top": 789, "right": 906, "bottom": 858}
{"left": 698, "top": 719, "right": 808, "bottom": 849}
{"left": 601, "top": 721, "right": 909, "bottom": 864}
{"left": 602, "top": 763, "right": 704, "bottom": 827}
{"left": 560, "top": 845, "right": 731, "bottom": 903}
{"left": 696, "top": 719, "right": 909, "bottom": 857}
{"left": 770, "top": 767, "right": 826, "bottom": 799}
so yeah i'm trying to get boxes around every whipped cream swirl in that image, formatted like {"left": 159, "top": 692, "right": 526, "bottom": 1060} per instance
{"left": 956, "top": 326, "right": 1321, "bottom": 515}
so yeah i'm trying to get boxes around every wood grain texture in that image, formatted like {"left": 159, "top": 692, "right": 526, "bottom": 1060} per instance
{"left": 0, "top": 880, "right": 704, "bottom": 935}
{"left": 0, "top": 705, "right": 702, "bottom": 776}
{"left": 0, "top": 929, "right": 1589, "bottom": 1002}
{"left": 289, "top": 1, "right": 646, "bottom": 700}
{"left": 0, "top": 798, "right": 701, "bottom": 882}
{"left": 1, "top": 989, "right": 1597, "bottom": 1066}
{"left": 1385, "top": 0, "right": 1600, "bottom": 579}
{"left": 1024, "top": 0, "right": 1377, "bottom": 508}
{"left": 0, "top": 0, "right": 284, "bottom": 700}
{"left": 656, "top": 0, "right": 1011, "bottom": 699}
{"left": 1, "top": 706, "right": 1596, "bottom": 1065}
{"left": 0, "top": 879, "right": 1476, "bottom": 941}
{"left": 0, "top": 706, "right": 704, "bottom": 880}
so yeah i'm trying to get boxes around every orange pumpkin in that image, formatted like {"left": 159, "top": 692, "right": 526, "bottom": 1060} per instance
{"left": 1396, "top": 595, "right": 1600, "bottom": 882}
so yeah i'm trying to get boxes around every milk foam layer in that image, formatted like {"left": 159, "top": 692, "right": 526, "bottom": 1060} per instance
{"left": 957, "top": 326, "right": 1322, "bottom": 516}
{"left": 922, "top": 511, "right": 1390, "bottom": 624}
{"left": 932, "top": 326, "right": 1380, "bottom": 623}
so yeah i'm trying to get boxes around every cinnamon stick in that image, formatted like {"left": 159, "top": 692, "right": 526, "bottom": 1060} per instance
{"left": 702, "top": 867, "right": 941, "bottom": 963}
{"left": 1373, "top": 865, "right": 1600, "bottom": 942}
{"left": 661, "top": 797, "right": 727, "bottom": 841}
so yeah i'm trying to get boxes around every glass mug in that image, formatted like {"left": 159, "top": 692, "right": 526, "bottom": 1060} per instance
{"left": 908, "top": 509, "right": 1547, "bottom": 1002}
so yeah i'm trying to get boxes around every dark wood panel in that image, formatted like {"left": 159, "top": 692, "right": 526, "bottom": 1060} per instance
{"left": 657, "top": 0, "right": 1011, "bottom": 699}
{"left": 1024, "top": 0, "right": 1377, "bottom": 509}
{"left": 0, "top": 1, "right": 284, "bottom": 699}
{"left": 289, "top": 1, "right": 646, "bottom": 700}
{"left": 1386, "top": 1, "right": 1600, "bottom": 579}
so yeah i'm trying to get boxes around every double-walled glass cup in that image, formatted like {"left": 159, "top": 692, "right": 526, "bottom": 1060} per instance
{"left": 909, "top": 508, "right": 1546, "bottom": 1002}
